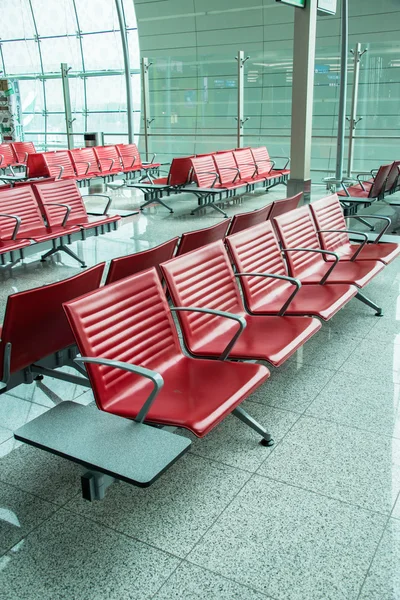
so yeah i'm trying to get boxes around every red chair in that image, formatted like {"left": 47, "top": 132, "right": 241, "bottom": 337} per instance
{"left": 213, "top": 152, "right": 249, "bottom": 186}
{"left": 338, "top": 163, "right": 392, "bottom": 204}
{"left": 11, "top": 141, "right": 36, "bottom": 164}
{"left": 93, "top": 145, "right": 123, "bottom": 176}
{"left": 176, "top": 221, "right": 231, "bottom": 256}
{"left": 129, "top": 156, "right": 194, "bottom": 213}
{"left": 233, "top": 148, "right": 277, "bottom": 189}
{"left": 0, "top": 263, "right": 104, "bottom": 391}
{"left": 69, "top": 147, "right": 102, "bottom": 181}
{"left": 250, "top": 147, "right": 290, "bottom": 181}
{"left": 27, "top": 151, "right": 77, "bottom": 180}
{"left": 269, "top": 193, "right": 302, "bottom": 219}
{"left": 116, "top": 143, "right": 160, "bottom": 174}
{"left": 226, "top": 221, "right": 357, "bottom": 321}
{"left": 227, "top": 204, "right": 273, "bottom": 236}
{"left": 273, "top": 206, "right": 385, "bottom": 315}
{"left": 309, "top": 194, "right": 400, "bottom": 265}
{"left": 64, "top": 267, "right": 273, "bottom": 443}
{"left": 105, "top": 237, "right": 179, "bottom": 285}
{"left": 0, "top": 143, "right": 23, "bottom": 173}
{"left": 33, "top": 179, "right": 120, "bottom": 235}
{"left": 161, "top": 241, "right": 321, "bottom": 367}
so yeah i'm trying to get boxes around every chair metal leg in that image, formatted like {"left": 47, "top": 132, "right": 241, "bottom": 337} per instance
{"left": 140, "top": 197, "right": 173, "bottom": 213}
{"left": 232, "top": 406, "right": 274, "bottom": 446}
{"left": 355, "top": 291, "right": 383, "bottom": 316}
{"left": 41, "top": 244, "right": 87, "bottom": 268}
{"left": 355, "top": 216, "right": 375, "bottom": 231}
{"left": 190, "top": 199, "right": 228, "bottom": 218}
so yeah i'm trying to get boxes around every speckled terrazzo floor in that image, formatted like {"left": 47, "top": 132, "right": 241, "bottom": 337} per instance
{"left": 1, "top": 183, "right": 400, "bottom": 600}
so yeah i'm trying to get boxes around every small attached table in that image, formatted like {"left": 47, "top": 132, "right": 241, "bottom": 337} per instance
{"left": 14, "top": 401, "right": 191, "bottom": 501}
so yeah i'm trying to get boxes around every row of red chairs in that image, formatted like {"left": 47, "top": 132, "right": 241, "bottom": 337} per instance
{"left": 3, "top": 193, "right": 398, "bottom": 495}
{"left": 24, "top": 143, "right": 160, "bottom": 185}
{"left": 0, "top": 142, "right": 36, "bottom": 172}
{"left": 338, "top": 160, "right": 400, "bottom": 206}
{"left": 132, "top": 146, "right": 290, "bottom": 217}
{"left": 0, "top": 179, "right": 120, "bottom": 267}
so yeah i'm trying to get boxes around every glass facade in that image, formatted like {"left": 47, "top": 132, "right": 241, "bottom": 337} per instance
{"left": 0, "top": 0, "right": 140, "bottom": 150}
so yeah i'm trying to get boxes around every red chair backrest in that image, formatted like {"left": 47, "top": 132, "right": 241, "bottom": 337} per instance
{"left": 43, "top": 151, "right": 76, "bottom": 179}
{"left": 226, "top": 221, "right": 291, "bottom": 308}
{"left": 213, "top": 152, "right": 239, "bottom": 185}
{"left": 11, "top": 141, "right": 36, "bottom": 163}
{"left": 227, "top": 204, "right": 272, "bottom": 236}
{"left": 369, "top": 164, "right": 392, "bottom": 198}
{"left": 116, "top": 144, "right": 142, "bottom": 170}
{"left": 168, "top": 156, "right": 194, "bottom": 186}
{"left": 190, "top": 155, "right": 220, "bottom": 188}
{"left": 385, "top": 161, "right": 399, "bottom": 193}
{"left": 251, "top": 147, "right": 274, "bottom": 176}
{"left": 33, "top": 179, "right": 90, "bottom": 227}
{"left": 269, "top": 193, "right": 302, "bottom": 219}
{"left": 233, "top": 149, "right": 257, "bottom": 180}
{"left": 0, "top": 143, "right": 19, "bottom": 167}
{"left": 69, "top": 147, "right": 101, "bottom": 177}
{"left": 176, "top": 220, "right": 231, "bottom": 256}
{"left": 273, "top": 206, "right": 323, "bottom": 278}
{"left": 105, "top": 237, "right": 179, "bottom": 285}
{"left": 0, "top": 186, "right": 48, "bottom": 239}
{"left": 161, "top": 241, "right": 244, "bottom": 353}
{"left": 93, "top": 146, "right": 122, "bottom": 173}
{"left": 0, "top": 263, "right": 104, "bottom": 381}
{"left": 63, "top": 268, "right": 183, "bottom": 412}
{"left": 309, "top": 194, "right": 350, "bottom": 256}
{"left": 27, "top": 153, "right": 49, "bottom": 178}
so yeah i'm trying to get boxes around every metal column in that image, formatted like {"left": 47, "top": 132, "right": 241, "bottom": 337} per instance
{"left": 141, "top": 57, "right": 153, "bottom": 161}
{"left": 236, "top": 51, "right": 249, "bottom": 149}
{"left": 61, "top": 63, "right": 74, "bottom": 150}
{"left": 347, "top": 43, "right": 367, "bottom": 176}
{"left": 335, "top": 0, "right": 348, "bottom": 181}
{"left": 115, "top": 0, "right": 134, "bottom": 144}
{"left": 287, "top": 0, "right": 318, "bottom": 202}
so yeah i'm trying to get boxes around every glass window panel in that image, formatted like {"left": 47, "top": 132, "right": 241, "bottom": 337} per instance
{"left": 47, "top": 113, "right": 66, "bottom": 135}
{"left": 0, "top": 0, "right": 35, "bottom": 40}
{"left": 27, "top": 133, "right": 46, "bottom": 150}
{"left": 31, "top": 0, "right": 77, "bottom": 37}
{"left": 122, "top": 0, "right": 137, "bottom": 29}
{"left": 86, "top": 76, "right": 126, "bottom": 110}
{"left": 44, "top": 79, "right": 65, "bottom": 112}
{"left": 72, "top": 134, "right": 85, "bottom": 148}
{"left": 127, "top": 30, "right": 140, "bottom": 69}
{"left": 75, "top": 0, "right": 119, "bottom": 33}
{"left": 71, "top": 112, "right": 85, "bottom": 133}
{"left": 46, "top": 132, "right": 67, "bottom": 149}
{"left": 40, "top": 36, "right": 82, "bottom": 72}
{"left": 19, "top": 79, "right": 44, "bottom": 114}
{"left": 131, "top": 74, "right": 141, "bottom": 110}
{"left": 81, "top": 32, "right": 124, "bottom": 71}
{"left": 1, "top": 40, "right": 41, "bottom": 75}
{"left": 87, "top": 112, "right": 128, "bottom": 134}
{"left": 23, "top": 113, "right": 45, "bottom": 133}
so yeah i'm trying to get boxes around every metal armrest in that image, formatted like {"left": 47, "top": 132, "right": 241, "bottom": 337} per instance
{"left": 46, "top": 202, "right": 71, "bottom": 227}
{"left": 52, "top": 164, "right": 65, "bottom": 180}
{"left": 317, "top": 229, "right": 368, "bottom": 261}
{"left": 356, "top": 175, "right": 368, "bottom": 191}
{"left": 196, "top": 170, "right": 220, "bottom": 187}
{"left": 84, "top": 194, "right": 112, "bottom": 215}
{"left": 170, "top": 306, "right": 246, "bottom": 360}
{"left": 218, "top": 166, "right": 241, "bottom": 182}
{"left": 353, "top": 215, "right": 391, "bottom": 243}
{"left": 282, "top": 247, "right": 340, "bottom": 284}
{"left": 0, "top": 155, "right": 3, "bottom": 167}
{"left": 0, "top": 213, "right": 21, "bottom": 240}
{"left": 75, "top": 356, "right": 163, "bottom": 423}
{"left": 74, "top": 160, "right": 91, "bottom": 175}
{"left": 235, "top": 272, "right": 301, "bottom": 316}
{"left": 101, "top": 157, "right": 115, "bottom": 172}
{"left": 271, "top": 156, "right": 290, "bottom": 170}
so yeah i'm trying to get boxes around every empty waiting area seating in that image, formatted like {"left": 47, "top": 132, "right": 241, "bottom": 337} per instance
{"left": 161, "top": 241, "right": 321, "bottom": 367}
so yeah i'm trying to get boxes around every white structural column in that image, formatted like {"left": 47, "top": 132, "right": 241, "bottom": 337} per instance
{"left": 287, "top": 0, "right": 318, "bottom": 202}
